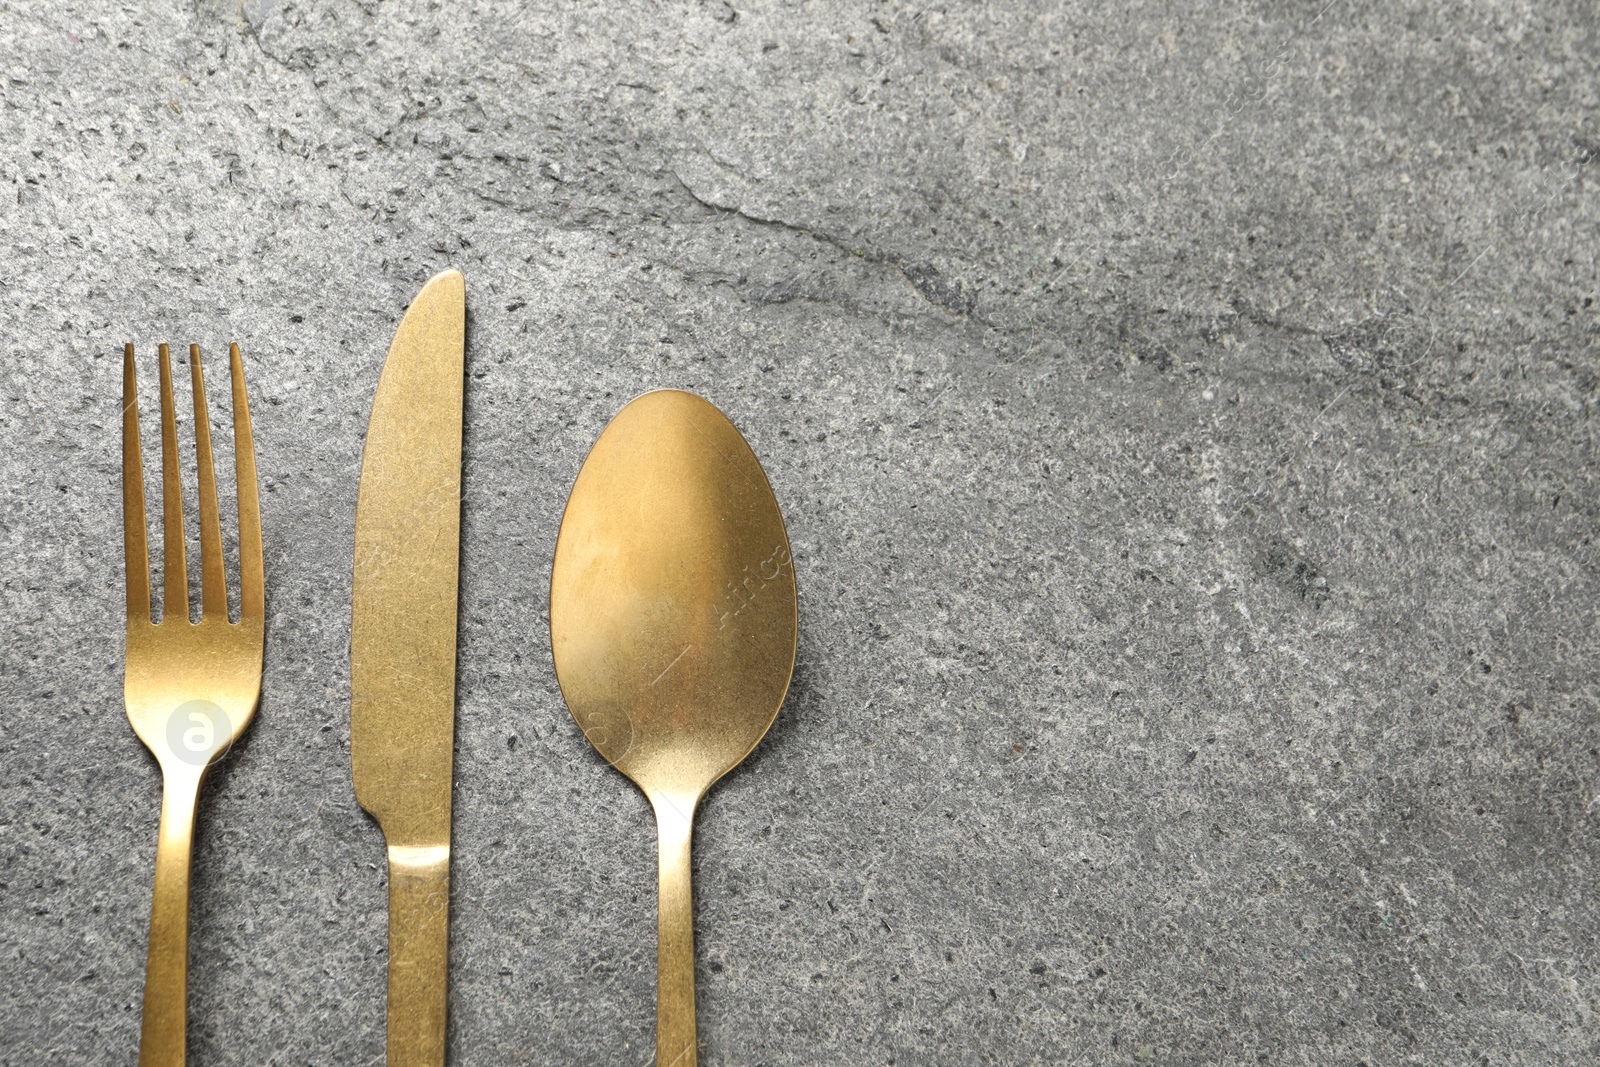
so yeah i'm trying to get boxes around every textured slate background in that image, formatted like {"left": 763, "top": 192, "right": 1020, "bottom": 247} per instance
{"left": 2, "top": 1, "right": 1597, "bottom": 1064}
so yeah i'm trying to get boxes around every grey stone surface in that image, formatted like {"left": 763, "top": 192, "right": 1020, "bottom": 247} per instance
{"left": 2, "top": 0, "right": 1597, "bottom": 1063}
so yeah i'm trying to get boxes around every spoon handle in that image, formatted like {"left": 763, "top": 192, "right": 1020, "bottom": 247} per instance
{"left": 652, "top": 792, "right": 699, "bottom": 1067}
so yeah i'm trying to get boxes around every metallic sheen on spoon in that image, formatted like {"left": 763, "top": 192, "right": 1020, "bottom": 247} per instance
{"left": 550, "top": 389, "right": 798, "bottom": 1067}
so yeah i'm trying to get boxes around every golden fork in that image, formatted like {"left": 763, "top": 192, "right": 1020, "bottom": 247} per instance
{"left": 121, "top": 342, "right": 264, "bottom": 1067}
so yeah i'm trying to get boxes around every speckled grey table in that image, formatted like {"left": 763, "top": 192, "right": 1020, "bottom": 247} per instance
{"left": 2, "top": 2, "right": 1597, "bottom": 1064}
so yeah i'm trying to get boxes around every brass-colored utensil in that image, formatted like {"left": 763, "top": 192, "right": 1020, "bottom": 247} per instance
{"left": 350, "top": 269, "right": 466, "bottom": 1067}
{"left": 550, "top": 389, "right": 798, "bottom": 1067}
{"left": 122, "top": 342, "right": 264, "bottom": 1067}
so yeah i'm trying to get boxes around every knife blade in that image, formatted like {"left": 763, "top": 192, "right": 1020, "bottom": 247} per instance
{"left": 351, "top": 268, "right": 465, "bottom": 1067}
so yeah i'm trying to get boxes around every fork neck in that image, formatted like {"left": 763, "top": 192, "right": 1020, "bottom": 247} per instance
{"left": 138, "top": 765, "right": 205, "bottom": 1067}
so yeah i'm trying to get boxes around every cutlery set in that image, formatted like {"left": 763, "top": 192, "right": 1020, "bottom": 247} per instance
{"left": 121, "top": 270, "right": 798, "bottom": 1066}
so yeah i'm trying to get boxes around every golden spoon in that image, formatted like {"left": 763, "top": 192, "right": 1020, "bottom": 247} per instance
{"left": 550, "top": 389, "right": 798, "bottom": 1067}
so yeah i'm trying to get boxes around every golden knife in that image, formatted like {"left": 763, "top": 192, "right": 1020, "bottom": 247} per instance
{"left": 350, "top": 269, "right": 465, "bottom": 1067}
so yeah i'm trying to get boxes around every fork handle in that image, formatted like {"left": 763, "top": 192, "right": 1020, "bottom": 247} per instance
{"left": 385, "top": 844, "right": 451, "bottom": 1067}
{"left": 138, "top": 770, "right": 202, "bottom": 1067}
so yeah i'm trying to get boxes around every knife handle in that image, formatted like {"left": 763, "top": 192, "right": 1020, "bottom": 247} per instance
{"left": 652, "top": 791, "right": 700, "bottom": 1067}
{"left": 386, "top": 844, "right": 451, "bottom": 1067}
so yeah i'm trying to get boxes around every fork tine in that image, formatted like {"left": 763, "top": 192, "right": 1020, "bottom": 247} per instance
{"left": 157, "top": 343, "right": 189, "bottom": 622}
{"left": 230, "top": 344, "right": 264, "bottom": 621}
{"left": 189, "top": 344, "right": 228, "bottom": 617}
{"left": 122, "top": 344, "right": 151, "bottom": 620}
